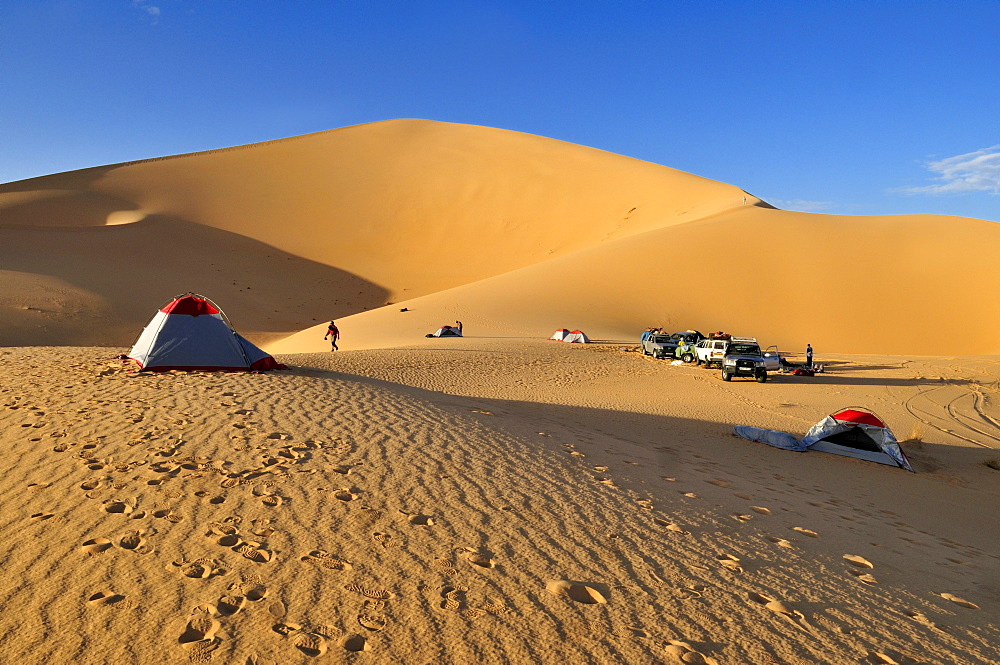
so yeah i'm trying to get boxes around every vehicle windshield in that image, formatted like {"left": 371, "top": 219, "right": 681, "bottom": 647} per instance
{"left": 727, "top": 344, "right": 761, "bottom": 355}
{"left": 652, "top": 335, "right": 673, "bottom": 344}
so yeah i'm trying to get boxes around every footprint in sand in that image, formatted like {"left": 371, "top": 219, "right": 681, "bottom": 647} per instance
{"left": 405, "top": 513, "right": 435, "bottom": 526}
{"left": 288, "top": 629, "right": 328, "bottom": 656}
{"left": 236, "top": 541, "right": 273, "bottom": 563}
{"left": 843, "top": 554, "right": 875, "bottom": 569}
{"left": 663, "top": 640, "right": 720, "bottom": 664}
{"left": 544, "top": 580, "right": 608, "bottom": 604}
{"left": 346, "top": 584, "right": 393, "bottom": 600}
{"left": 340, "top": 634, "right": 371, "bottom": 653}
{"left": 439, "top": 585, "right": 467, "bottom": 611}
{"left": 716, "top": 554, "right": 743, "bottom": 573}
{"left": 906, "top": 611, "right": 947, "bottom": 632}
{"left": 178, "top": 606, "right": 221, "bottom": 650}
{"left": 170, "top": 560, "right": 224, "bottom": 580}
{"left": 851, "top": 571, "right": 878, "bottom": 585}
{"left": 245, "top": 584, "right": 269, "bottom": 603}
{"left": 654, "top": 518, "right": 690, "bottom": 534}
{"left": 118, "top": 531, "right": 153, "bottom": 554}
{"left": 86, "top": 590, "right": 125, "bottom": 607}
{"left": 358, "top": 613, "right": 388, "bottom": 631}
{"left": 102, "top": 498, "right": 137, "bottom": 515}
{"left": 81, "top": 537, "right": 114, "bottom": 554}
{"left": 938, "top": 592, "right": 979, "bottom": 609}
{"left": 267, "top": 600, "right": 287, "bottom": 619}
{"left": 791, "top": 526, "right": 819, "bottom": 538}
{"left": 747, "top": 592, "right": 818, "bottom": 636}
{"left": 751, "top": 506, "right": 771, "bottom": 515}
{"left": 460, "top": 548, "right": 496, "bottom": 569}
{"left": 301, "top": 550, "right": 353, "bottom": 571}
{"left": 681, "top": 492, "right": 698, "bottom": 499}
{"left": 31, "top": 512, "right": 54, "bottom": 521}
{"left": 217, "top": 594, "right": 246, "bottom": 616}
{"left": 766, "top": 536, "right": 795, "bottom": 550}
{"left": 677, "top": 585, "right": 705, "bottom": 599}
{"left": 334, "top": 488, "right": 359, "bottom": 502}
{"left": 732, "top": 513, "right": 753, "bottom": 522}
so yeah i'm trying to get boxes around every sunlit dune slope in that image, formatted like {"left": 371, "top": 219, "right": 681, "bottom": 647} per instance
{"left": 271, "top": 206, "right": 1000, "bottom": 356}
{"left": 0, "top": 119, "right": 756, "bottom": 293}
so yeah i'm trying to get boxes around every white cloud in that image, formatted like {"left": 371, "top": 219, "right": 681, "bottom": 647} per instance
{"left": 769, "top": 199, "right": 834, "bottom": 212}
{"left": 132, "top": 1, "right": 160, "bottom": 22}
{"left": 903, "top": 146, "right": 1000, "bottom": 195}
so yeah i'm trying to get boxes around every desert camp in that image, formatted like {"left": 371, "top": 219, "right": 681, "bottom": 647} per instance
{"left": 2, "top": 122, "right": 998, "bottom": 665}
{"left": 2, "top": 4, "right": 1000, "bottom": 664}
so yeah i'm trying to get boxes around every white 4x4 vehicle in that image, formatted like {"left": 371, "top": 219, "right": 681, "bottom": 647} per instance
{"left": 696, "top": 338, "right": 729, "bottom": 367}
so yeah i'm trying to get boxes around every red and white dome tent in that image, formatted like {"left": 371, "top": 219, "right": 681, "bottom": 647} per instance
{"left": 127, "top": 293, "right": 286, "bottom": 372}
{"left": 733, "top": 406, "right": 913, "bottom": 471}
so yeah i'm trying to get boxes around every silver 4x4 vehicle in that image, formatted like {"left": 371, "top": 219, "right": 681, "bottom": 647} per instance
{"left": 721, "top": 338, "right": 781, "bottom": 382}
{"left": 640, "top": 333, "right": 679, "bottom": 359}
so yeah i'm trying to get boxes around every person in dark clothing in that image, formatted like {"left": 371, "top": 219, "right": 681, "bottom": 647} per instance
{"left": 324, "top": 321, "right": 340, "bottom": 351}
{"left": 806, "top": 344, "right": 813, "bottom": 368}
{"left": 456, "top": 320, "right": 463, "bottom": 335}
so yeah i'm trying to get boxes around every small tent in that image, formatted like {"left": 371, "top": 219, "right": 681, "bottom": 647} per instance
{"left": 734, "top": 407, "right": 913, "bottom": 471}
{"left": 127, "top": 293, "right": 285, "bottom": 372}
{"left": 432, "top": 325, "right": 462, "bottom": 337}
{"left": 549, "top": 329, "right": 570, "bottom": 341}
{"left": 562, "top": 330, "right": 590, "bottom": 343}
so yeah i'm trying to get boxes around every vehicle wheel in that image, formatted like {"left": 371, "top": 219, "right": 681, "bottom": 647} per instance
{"left": 756, "top": 371, "right": 768, "bottom": 383}
{"left": 722, "top": 370, "right": 732, "bottom": 381}
{"left": 682, "top": 353, "right": 694, "bottom": 363}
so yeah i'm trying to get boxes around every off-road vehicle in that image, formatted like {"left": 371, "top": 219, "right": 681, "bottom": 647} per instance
{"left": 721, "top": 338, "right": 772, "bottom": 382}
{"left": 640, "top": 333, "right": 679, "bottom": 359}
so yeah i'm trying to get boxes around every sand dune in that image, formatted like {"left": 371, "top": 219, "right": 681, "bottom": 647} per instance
{"left": 4, "top": 119, "right": 999, "bottom": 354}
{"left": 2, "top": 120, "right": 999, "bottom": 663}
{"left": 271, "top": 205, "right": 1000, "bottom": 356}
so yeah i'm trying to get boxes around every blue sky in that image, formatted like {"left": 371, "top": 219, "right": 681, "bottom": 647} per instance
{"left": 2, "top": 1, "right": 998, "bottom": 221}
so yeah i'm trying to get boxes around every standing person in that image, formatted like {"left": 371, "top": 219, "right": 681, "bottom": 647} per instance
{"left": 456, "top": 320, "right": 463, "bottom": 335}
{"left": 324, "top": 321, "right": 340, "bottom": 351}
{"left": 806, "top": 343, "right": 813, "bottom": 368}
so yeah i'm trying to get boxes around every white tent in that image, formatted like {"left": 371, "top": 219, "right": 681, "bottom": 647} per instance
{"left": 432, "top": 325, "right": 462, "bottom": 337}
{"left": 562, "top": 330, "right": 590, "bottom": 343}
{"left": 127, "top": 293, "right": 284, "bottom": 372}
{"left": 734, "top": 408, "right": 913, "bottom": 471}
{"left": 549, "top": 328, "right": 570, "bottom": 341}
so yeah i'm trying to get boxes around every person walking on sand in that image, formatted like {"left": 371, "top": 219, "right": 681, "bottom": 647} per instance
{"left": 324, "top": 321, "right": 340, "bottom": 351}
{"left": 806, "top": 343, "right": 813, "bottom": 368}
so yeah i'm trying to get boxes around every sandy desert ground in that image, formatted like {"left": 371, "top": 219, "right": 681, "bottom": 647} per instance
{"left": 1, "top": 341, "right": 998, "bottom": 664}
{"left": 1, "top": 120, "right": 999, "bottom": 664}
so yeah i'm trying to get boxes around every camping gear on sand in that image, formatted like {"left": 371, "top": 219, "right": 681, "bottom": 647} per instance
{"left": 562, "top": 330, "right": 589, "bottom": 343}
{"left": 127, "top": 293, "right": 285, "bottom": 372}
{"left": 733, "top": 407, "right": 913, "bottom": 471}
{"left": 549, "top": 329, "right": 570, "bottom": 341}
